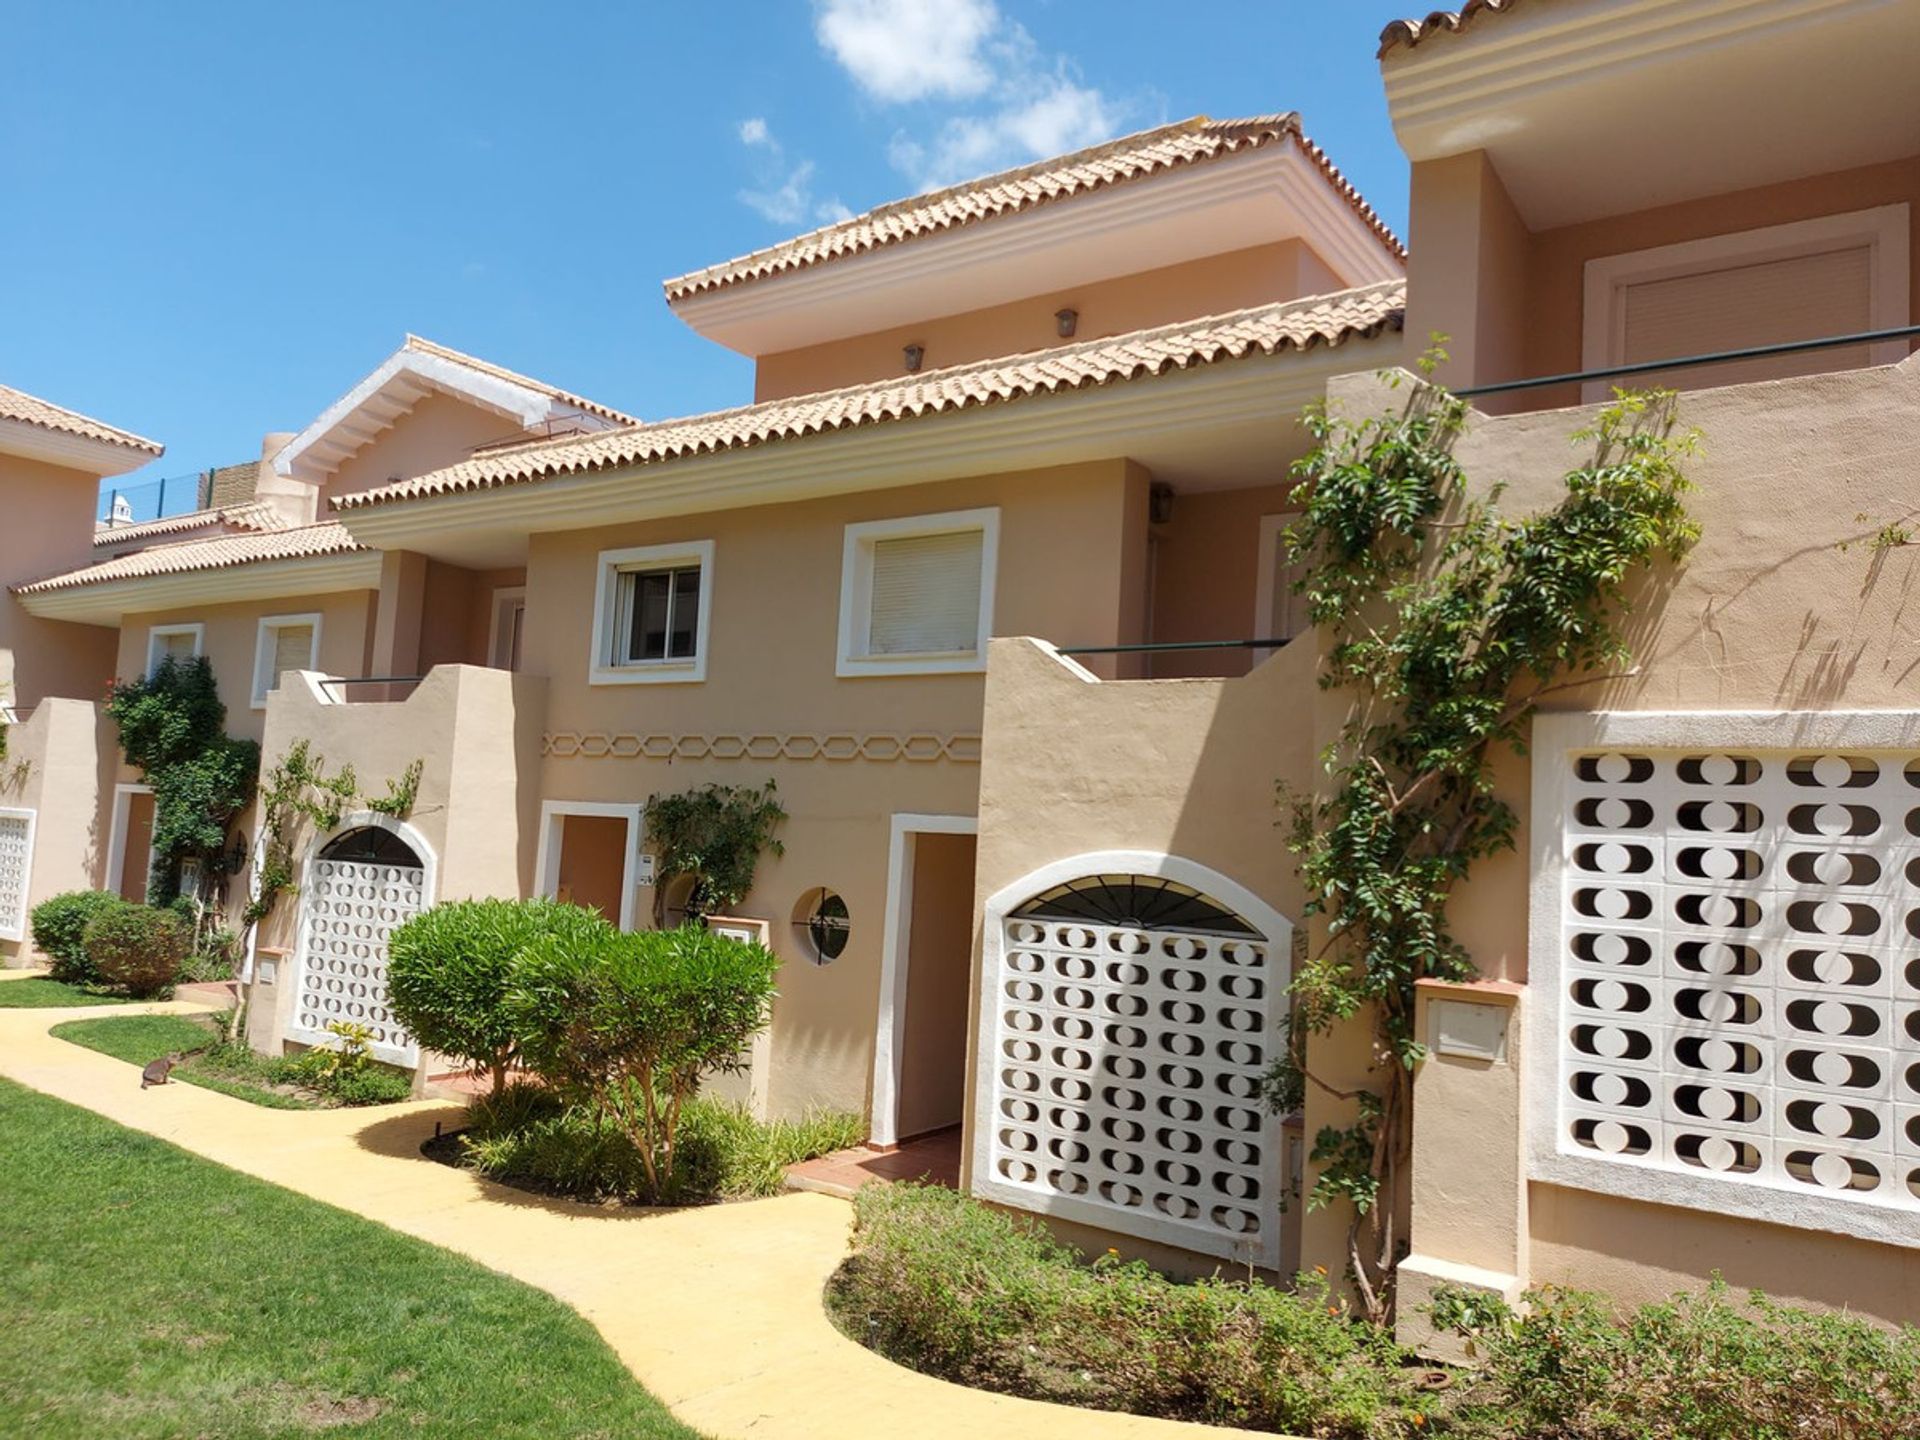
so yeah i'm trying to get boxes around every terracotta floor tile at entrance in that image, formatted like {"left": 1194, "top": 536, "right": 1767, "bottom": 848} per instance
{"left": 787, "top": 1126, "right": 961, "bottom": 1197}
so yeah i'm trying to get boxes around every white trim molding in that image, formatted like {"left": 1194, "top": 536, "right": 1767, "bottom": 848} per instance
{"left": 587, "top": 539, "right": 714, "bottom": 687}
{"left": 534, "top": 799, "right": 645, "bottom": 932}
{"left": 1529, "top": 708, "right": 1920, "bottom": 1250}
{"left": 870, "top": 812, "right": 980, "bottom": 1148}
{"left": 837, "top": 507, "right": 1000, "bottom": 679}
{"left": 970, "top": 848, "right": 1294, "bottom": 1268}
{"left": 105, "top": 783, "right": 155, "bottom": 900}
{"left": 250, "top": 612, "right": 323, "bottom": 709}
{"left": 1580, "top": 204, "right": 1911, "bottom": 400}
{"left": 145, "top": 622, "right": 205, "bottom": 675}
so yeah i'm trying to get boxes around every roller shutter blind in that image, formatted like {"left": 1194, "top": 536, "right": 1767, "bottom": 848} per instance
{"left": 866, "top": 529, "right": 984, "bottom": 656}
{"left": 270, "top": 623, "right": 315, "bottom": 682}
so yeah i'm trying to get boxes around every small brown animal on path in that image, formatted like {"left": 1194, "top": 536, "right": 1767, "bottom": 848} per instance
{"left": 141, "top": 1053, "right": 184, "bottom": 1089}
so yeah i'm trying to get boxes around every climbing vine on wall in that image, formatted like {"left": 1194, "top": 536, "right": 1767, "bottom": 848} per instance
{"left": 106, "top": 657, "right": 259, "bottom": 901}
{"left": 643, "top": 780, "right": 787, "bottom": 926}
{"left": 1270, "top": 349, "right": 1699, "bottom": 1322}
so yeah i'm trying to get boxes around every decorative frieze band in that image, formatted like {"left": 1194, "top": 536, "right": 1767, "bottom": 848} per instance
{"left": 543, "top": 731, "right": 981, "bottom": 763}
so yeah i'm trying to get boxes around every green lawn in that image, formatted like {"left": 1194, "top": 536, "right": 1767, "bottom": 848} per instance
{"left": 50, "top": 1013, "right": 316, "bottom": 1110}
{"left": 0, "top": 1078, "right": 701, "bottom": 1439}
{"left": 0, "top": 977, "right": 135, "bottom": 1008}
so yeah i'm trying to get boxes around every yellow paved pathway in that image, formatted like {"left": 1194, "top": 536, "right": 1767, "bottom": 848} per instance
{"left": 0, "top": 992, "right": 1266, "bottom": 1440}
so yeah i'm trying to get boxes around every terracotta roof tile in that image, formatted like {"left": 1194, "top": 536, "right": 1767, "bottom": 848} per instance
{"left": 92, "top": 500, "right": 288, "bottom": 549}
{"left": 18, "top": 523, "right": 364, "bottom": 595}
{"left": 1379, "top": 0, "right": 1531, "bottom": 57}
{"left": 0, "top": 383, "right": 162, "bottom": 456}
{"left": 401, "top": 335, "right": 639, "bottom": 425}
{"left": 663, "top": 115, "right": 1404, "bottom": 301}
{"left": 339, "top": 280, "right": 1406, "bottom": 511}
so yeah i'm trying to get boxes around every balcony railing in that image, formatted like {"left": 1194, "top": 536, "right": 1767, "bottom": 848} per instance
{"left": 316, "top": 675, "right": 426, "bottom": 704}
{"left": 1457, "top": 322, "right": 1920, "bottom": 400}
{"left": 1058, "top": 637, "right": 1295, "bottom": 657}
{"left": 97, "top": 469, "right": 214, "bottom": 527}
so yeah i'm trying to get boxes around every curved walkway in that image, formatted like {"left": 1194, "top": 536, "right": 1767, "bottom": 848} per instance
{"left": 0, "top": 991, "right": 1268, "bottom": 1440}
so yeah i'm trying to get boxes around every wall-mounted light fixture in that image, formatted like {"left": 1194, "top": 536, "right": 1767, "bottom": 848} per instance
{"left": 1149, "top": 482, "right": 1175, "bottom": 525}
{"left": 1055, "top": 307, "right": 1078, "bottom": 338}
{"left": 903, "top": 343, "right": 925, "bottom": 373}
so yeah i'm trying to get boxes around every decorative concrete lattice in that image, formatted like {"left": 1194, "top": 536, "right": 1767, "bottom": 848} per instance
{"left": 984, "top": 910, "right": 1280, "bottom": 1265}
{"left": 543, "top": 731, "right": 981, "bottom": 763}
{"left": 1559, "top": 748, "right": 1920, "bottom": 1216}
{"left": 0, "top": 810, "right": 31, "bottom": 941}
{"left": 290, "top": 857, "right": 424, "bottom": 1067}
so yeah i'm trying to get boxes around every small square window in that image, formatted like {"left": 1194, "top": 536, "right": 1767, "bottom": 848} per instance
{"left": 838, "top": 508, "right": 999, "bottom": 678}
{"left": 146, "top": 624, "right": 204, "bottom": 676}
{"left": 252, "top": 613, "right": 321, "bottom": 707}
{"left": 590, "top": 541, "right": 714, "bottom": 685}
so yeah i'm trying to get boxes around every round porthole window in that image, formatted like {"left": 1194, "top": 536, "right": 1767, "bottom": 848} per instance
{"left": 794, "top": 887, "right": 850, "bottom": 965}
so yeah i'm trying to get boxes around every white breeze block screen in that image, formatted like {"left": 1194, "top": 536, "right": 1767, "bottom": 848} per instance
{"left": 972, "top": 857, "right": 1292, "bottom": 1268}
{"left": 0, "top": 809, "right": 34, "bottom": 942}
{"left": 1530, "top": 711, "right": 1920, "bottom": 1245}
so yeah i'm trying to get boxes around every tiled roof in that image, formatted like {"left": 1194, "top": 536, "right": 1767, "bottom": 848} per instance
{"left": 18, "top": 523, "right": 363, "bottom": 594}
{"left": 0, "top": 383, "right": 162, "bottom": 456}
{"left": 400, "top": 335, "right": 639, "bottom": 425}
{"left": 1379, "top": 0, "right": 1530, "bottom": 57}
{"left": 339, "top": 280, "right": 1406, "bottom": 511}
{"left": 92, "top": 499, "right": 287, "bottom": 548}
{"left": 662, "top": 115, "right": 1405, "bottom": 301}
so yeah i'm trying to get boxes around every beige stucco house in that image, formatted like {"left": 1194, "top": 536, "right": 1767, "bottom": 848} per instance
{"left": 7, "top": 0, "right": 1920, "bottom": 1351}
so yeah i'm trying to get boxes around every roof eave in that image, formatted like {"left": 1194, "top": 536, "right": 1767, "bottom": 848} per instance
{"left": 14, "top": 549, "right": 384, "bottom": 626}
{"left": 0, "top": 416, "right": 163, "bottom": 478}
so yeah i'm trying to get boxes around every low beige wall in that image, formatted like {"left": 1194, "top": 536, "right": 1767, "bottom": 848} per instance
{"left": 1302, "top": 355, "right": 1920, "bottom": 1332}
{"left": 0, "top": 699, "right": 117, "bottom": 965}
{"left": 966, "top": 635, "right": 1318, "bottom": 1275}
{"left": 245, "top": 664, "right": 546, "bottom": 1053}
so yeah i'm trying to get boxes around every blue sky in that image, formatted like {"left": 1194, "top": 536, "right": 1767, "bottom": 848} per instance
{"left": 0, "top": 1, "right": 1420, "bottom": 499}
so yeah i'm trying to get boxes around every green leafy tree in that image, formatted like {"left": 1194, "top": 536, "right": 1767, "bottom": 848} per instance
{"left": 642, "top": 780, "right": 787, "bottom": 925}
{"left": 1274, "top": 356, "right": 1698, "bottom": 1320}
{"left": 105, "top": 657, "right": 258, "bottom": 900}
{"left": 387, "top": 898, "right": 609, "bottom": 1097}
{"left": 509, "top": 924, "right": 779, "bottom": 1201}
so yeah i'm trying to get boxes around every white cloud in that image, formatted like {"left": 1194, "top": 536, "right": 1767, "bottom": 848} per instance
{"left": 739, "top": 159, "right": 817, "bottom": 226}
{"left": 737, "top": 116, "right": 770, "bottom": 146}
{"left": 813, "top": 1, "right": 1123, "bottom": 193}
{"left": 813, "top": 0, "right": 1001, "bottom": 103}
{"left": 735, "top": 120, "right": 857, "bottom": 229}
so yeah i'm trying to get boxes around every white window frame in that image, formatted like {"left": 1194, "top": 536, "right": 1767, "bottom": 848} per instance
{"left": 487, "top": 585, "right": 527, "bottom": 671}
{"left": 1580, "top": 204, "right": 1911, "bottom": 401}
{"left": 1528, "top": 707, "right": 1920, "bottom": 1250}
{"left": 1252, "top": 513, "right": 1310, "bottom": 664}
{"left": 588, "top": 540, "right": 713, "bottom": 686}
{"left": 533, "top": 799, "right": 644, "bottom": 931}
{"left": 251, "top": 612, "right": 323, "bottom": 709}
{"left": 145, "top": 623, "right": 205, "bottom": 676}
{"left": 837, "top": 507, "right": 1000, "bottom": 678}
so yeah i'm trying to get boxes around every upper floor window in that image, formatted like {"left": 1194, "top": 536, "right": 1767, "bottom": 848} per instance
{"left": 252, "top": 613, "right": 321, "bottom": 707}
{"left": 589, "top": 540, "right": 713, "bottom": 685}
{"left": 146, "top": 623, "right": 204, "bottom": 676}
{"left": 1582, "top": 204, "right": 1910, "bottom": 398}
{"left": 837, "top": 508, "right": 999, "bottom": 677}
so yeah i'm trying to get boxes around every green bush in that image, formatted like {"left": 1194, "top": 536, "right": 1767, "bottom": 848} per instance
{"left": 82, "top": 903, "right": 189, "bottom": 997}
{"left": 458, "top": 1081, "right": 860, "bottom": 1204}
{"left": 30, "top": 890, "right": 123, "bottom": 985}
{"left": 1449, "top": 1280, "right": 1920, "bottom": 1440}
{"left": 828, "top": 1183, "right": 1419, "bottom": 1438}
{"left": 509, "top": 924, "right": 778, "bottom": 1201}
{"left": 388, "top": 899, "right": 611, "bottom": 1097}
{"left": 276, "top": 1020, "right": 413, "bottom": 1106}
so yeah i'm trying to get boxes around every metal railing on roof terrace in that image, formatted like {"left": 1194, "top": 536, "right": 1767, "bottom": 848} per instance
{"left": 1456, "top": 323, "right": 1920, "bottom": 400}
{"left": 97, "top": 469, "right": 214, "bottom": 527}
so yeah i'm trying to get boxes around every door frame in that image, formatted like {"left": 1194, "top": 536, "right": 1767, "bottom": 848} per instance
{"left": 105, "top": 782, "right": 155, "bottom": 901}
{"left": 869, "top": 811, "right": 978, "bottom": 1148}
{"left": 534, "top": 799, "right": 644, "bottom": 931}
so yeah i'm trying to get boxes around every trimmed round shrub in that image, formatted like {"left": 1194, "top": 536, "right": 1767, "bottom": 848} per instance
{"left": 387, "top": 898, "right": 614, "bottom": 1097}
{"left": 30, "top": 890, "right": 124, "bottom": 984}
{"left": 83, "top": 903, "right": 190, "bottom": 997}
